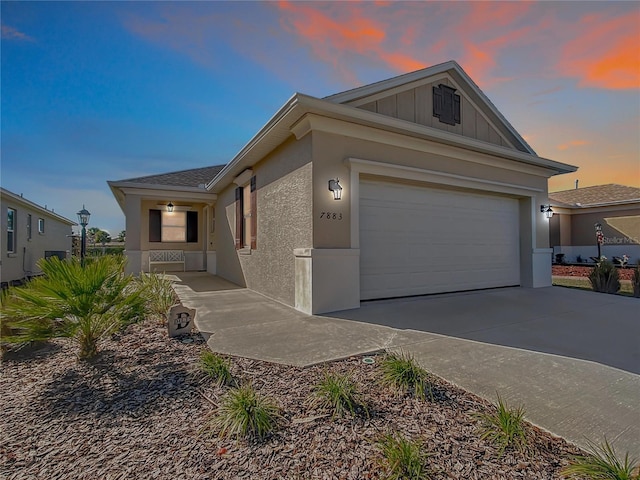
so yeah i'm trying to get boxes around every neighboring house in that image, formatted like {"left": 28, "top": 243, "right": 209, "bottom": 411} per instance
{"left": 549, "top": 184, "right": 640, "bottom": 264}
{"left": 109, "top": 60, "right": 576, "bottom": 314}
{"left": 0, "top": 187, "right": 76, "bottom": 286}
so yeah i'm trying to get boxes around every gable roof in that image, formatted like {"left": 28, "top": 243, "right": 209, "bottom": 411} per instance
{"left": 115, "top": 165, "right": 225, "bottom": 188}
{"left": 0, "top": 187, "right": 76, "bottom": 225}
{"left": 323, "top": 60, "right": 535, "bottom": 155}
{"left": 549, "top": 184, "right": 640, "bottom": 207}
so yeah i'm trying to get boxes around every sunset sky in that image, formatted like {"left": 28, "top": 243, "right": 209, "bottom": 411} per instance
{"left": 2, "top": 1, "right": 639, "bottom": 234}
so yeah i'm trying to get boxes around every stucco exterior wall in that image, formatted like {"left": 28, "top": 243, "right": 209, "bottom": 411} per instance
{"left": 570, "top": 208, "right": 640, "bottom": 247}
{"left": 357, "top": 76, "right": 513, "bottom": 150}
{"left": 1, "top": 195, "right": 73, "bottom": 283}
{"left": 216, "top": 135, "right": 313, "bottom": 306}
{"left": 309, "top": 130, "right": 551, "bottom": 250}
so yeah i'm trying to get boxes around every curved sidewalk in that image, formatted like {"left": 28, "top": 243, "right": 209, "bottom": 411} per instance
{"left": 172, "top": 273, "right": 639, "bottom": 459}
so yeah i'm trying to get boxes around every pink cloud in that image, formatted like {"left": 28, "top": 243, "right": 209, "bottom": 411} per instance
{"left": 557, "top": 140, "right": 589, "bottom": 151}
{"left": 1, "top": 24, "right": 35, "bottom": 42}
{"left": 558, "top": 13, "right": 640, "bottom": 89}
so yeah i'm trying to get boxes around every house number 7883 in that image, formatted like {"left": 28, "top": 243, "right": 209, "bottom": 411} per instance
{"left": 320, "top": 212, "right": 343, "bottom": 220}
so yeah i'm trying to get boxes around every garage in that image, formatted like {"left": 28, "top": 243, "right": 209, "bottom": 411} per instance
{"left": 360, "top": 179, "right": 521, "bottom": 300}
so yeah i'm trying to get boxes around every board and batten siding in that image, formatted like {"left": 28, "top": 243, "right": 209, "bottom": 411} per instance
{"left": 358, "top": 78, "right": 511, "bottom": 149}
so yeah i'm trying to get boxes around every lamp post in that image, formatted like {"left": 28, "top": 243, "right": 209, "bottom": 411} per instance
{"left": 594, "top": 222, "right": 604, "bottom": 259}
{"left": 77, "top": 206, "right": 91, "bottom": 264}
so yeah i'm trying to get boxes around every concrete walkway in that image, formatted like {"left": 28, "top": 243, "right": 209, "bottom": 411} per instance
{"left": 171, "top": 273, "right": 639, "bottom": 459}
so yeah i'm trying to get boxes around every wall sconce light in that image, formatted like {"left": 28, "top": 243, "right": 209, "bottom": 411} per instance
{"left": 540, "top": 204, "right": 554, "bottom": 219}
{"left": 167, "top": 202, "right": 174, "bottom": 213}
{"left": 328, "top": 178, "right": 343, "bottom": 200}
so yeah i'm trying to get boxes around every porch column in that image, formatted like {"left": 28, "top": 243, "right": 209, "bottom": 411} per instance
{"left": 124, "top": 195, "right": 142, "bottom": 274}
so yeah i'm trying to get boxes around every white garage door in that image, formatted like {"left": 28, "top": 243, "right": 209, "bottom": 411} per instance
{"left": 360, "top": 180, "right": 520, "bottom": 300}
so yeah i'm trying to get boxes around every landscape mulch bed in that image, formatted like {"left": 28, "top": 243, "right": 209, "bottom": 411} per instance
{"left": 553, "top": 264, "right": 635, "bottom": 281}
{"left": 1, "top": 320, "right": 584, "bottom": 479}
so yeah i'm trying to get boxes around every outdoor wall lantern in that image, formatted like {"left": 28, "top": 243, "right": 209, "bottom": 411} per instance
{"left": 166, "top": 202, "right": 174, "bottom": 213}
{"left": 328, "top": 178, "right": 343, "bottom": 200}
{"left": 540, "top": 204, "right": 554, "bottom": 219}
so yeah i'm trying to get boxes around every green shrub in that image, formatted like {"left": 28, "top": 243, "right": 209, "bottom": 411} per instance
{"left": 633, "top": 264, "right": 640, "bottom": 298}
{"left": 310, "top": 371, "right": 368, "bottom": 419}
{"left": 208, "top": 384, "right": 281, "bottom": 440}
{"left": 380, "top": 351, "right": 433, "bottom": 400}
{"left": 1, "top": 255, "right": 146, "bottom": 360}
{"left": 377, "top": 431, "right": 432, "bottom": 480}
{"left": 136, "top": 273, "right": 178, "bottom": 322}
{"left": 474, "top": 393, "right": 528, "bottom": 456}
{"left": 561, "top": 438, "right": 639, "bottom": 479}
{"left": 589, "top": 260, "right": 621, "bottom": 294}
{"left": 200, "top": 350, "right": 234, "bottom": 387}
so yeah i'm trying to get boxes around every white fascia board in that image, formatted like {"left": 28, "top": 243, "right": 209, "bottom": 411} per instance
{"left": 108, "top": 181, "right": 215, "bottom": 213}
{"left": 0, "top": 187, "right": 76, "bottom": 225}
{"left": 323, "top": 60, "right": 535, "bottom": 155}
{"left": 205, "top": 93, "right": 302, "bottom": 193}
{"left": 299, "top": 95, "right": 577, "bottom": 175}
{"left": 204, "top": 87, "right": 577, "bottom": 195}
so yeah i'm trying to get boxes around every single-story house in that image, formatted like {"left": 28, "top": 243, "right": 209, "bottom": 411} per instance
{"left": 109, "top": 60, "right": 576, "bottom": 314}
{"left": 549, "top": 184, "right": 640, "bottom": 264}
{"left": 1, "top": 187, "right": 76, "bottom": 286}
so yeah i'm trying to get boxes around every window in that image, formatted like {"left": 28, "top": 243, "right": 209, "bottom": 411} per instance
{"left": 7, "top": 208, "right": 16, "bottom": 253}
{"left": 149, "top": 209, "right": 197, "bottom": 243}
{"left": 235, "top": 176, "right": 257, "bottom": 250}
{"left": 27, "top": 214, "right": 32, "bottom": 240}
{"left": 433, "top": 84, "right": 461, "bottom": 126}
{"left": 38, "top": 218, "right": 45, "bottom": 234}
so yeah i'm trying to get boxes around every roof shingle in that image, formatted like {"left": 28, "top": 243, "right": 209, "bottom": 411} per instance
{"left": 117, "top": 165, "right": 225, "bottom": 188}
{"left": 549, "top": 184, "right": 640, "bottom": 207}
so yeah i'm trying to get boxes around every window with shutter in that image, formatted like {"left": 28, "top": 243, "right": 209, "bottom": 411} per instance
{"left": 235, "top": 176, "right": 257, "bottom": 250}
{"left": 149, "top": 209, "right": 197, "bottom": 243}
{"left": 432, "top": 84, "right": 461, "bottom": 126}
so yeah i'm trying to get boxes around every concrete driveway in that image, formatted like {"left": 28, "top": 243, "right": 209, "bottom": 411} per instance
{"left": 328, "top": 286, "right": 640, "bottom": 374}
{"left": 172, "top": 273, "right": 639, "bottom": 460}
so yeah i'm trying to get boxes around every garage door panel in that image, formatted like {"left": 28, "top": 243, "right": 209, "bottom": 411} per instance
{"left": 360, "top": 181, "right": 520, "bottom": 300}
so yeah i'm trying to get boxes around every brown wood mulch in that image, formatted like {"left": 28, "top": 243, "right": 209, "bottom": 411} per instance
{"left": 553, "top": 264, "right": 636, "bottom": 281}
{"left": 1, "top": 320, "right": 584, "bottom": 480}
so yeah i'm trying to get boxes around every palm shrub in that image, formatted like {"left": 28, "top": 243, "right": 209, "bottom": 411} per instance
{"left": 136, "top": 272, "right": 178, "bottom": 322}
{"left": 589, "top": 259, "right": 621, "bottom": 294}
{"left": 632, "top": 264, "right": 640, "bottom": 298}
{"left": 208, "top": 384, "right": 281, "bottom": 440}
{"left": 474, "top": 393, "right": 528, "bottom": 456}
{"left": 377, "top": 431, "right": 432, "bottom": 480}
{"left": 1, "top": 255, "right": 146, "bottom": 360}
{"left": 380, "top": 351, "right": 434, "bottom": 400}
{"left": 561, "top": 438, "right": 639, "bottom": 479}
{"left": 310, "top": 371, "right": 369, "bottom": 418}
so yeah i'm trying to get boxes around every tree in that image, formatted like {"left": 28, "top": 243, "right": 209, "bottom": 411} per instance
{"left": 95, "top": 230, "right": 111, "bottom": 245}
{"left": 116, "top": 230, "right": 126, "bottom": 243}
{"left": 87, "top": 227, "right": 101, "bottom": 247}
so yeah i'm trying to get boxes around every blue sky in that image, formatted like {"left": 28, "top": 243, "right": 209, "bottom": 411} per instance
{"left": 2, "top": 1, "right": 639, "bottom": 235}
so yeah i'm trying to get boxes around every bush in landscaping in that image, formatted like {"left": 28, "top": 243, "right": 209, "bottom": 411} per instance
{"left": 1, "top": 255, "right": 146, "bottom": 360}
{"left": 136, "top": 272, "right": 178, "bottom": 322}
{"left": 561, "top": 437, "right": 639, "bottom": 479}
{"left": 380, "top": 351, "right": 433, "bottom": 400}
{"left": 633, "top": 264, "right": 640, "bottom": 298}
{"left": 208, "top": 384, "right": 281, "bottom": 441}
{"left": 474, "top": 393, "right": 528, "bottom": 456}
{"left": 377, "top": 431, "right": 432, "bottom": 480}
{"left": 588, "top": 259, "right": 621, "bottom": 294}
{"left": 310, "top": 371, "right": 369, "bottom": 419}
{"left": 200, "top": 350, "right": 234, "bottom": 387}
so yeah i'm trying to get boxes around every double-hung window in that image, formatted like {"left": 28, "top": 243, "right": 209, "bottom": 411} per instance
{"left": 7, "top": 208, "right": 16, "bottom": 253}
